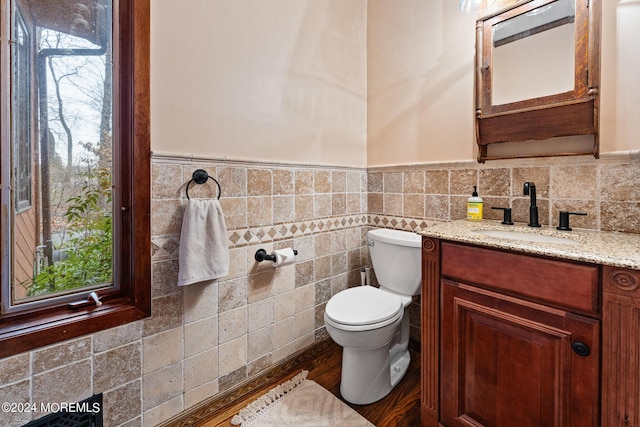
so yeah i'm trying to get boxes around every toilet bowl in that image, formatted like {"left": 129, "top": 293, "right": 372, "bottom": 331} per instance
{"left": 324, "top": 228, "right": 422, "bottom": 405}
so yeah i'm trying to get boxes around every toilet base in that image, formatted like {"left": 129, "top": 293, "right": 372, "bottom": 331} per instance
{"left": 339, "top": 345, "right": 411, "bottom": 405}
{"left": 390, "top": 350, "right": 411, "bottom": 388}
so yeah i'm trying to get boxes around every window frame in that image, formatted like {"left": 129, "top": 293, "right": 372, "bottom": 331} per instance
{"left": 0, "top": 0, "right": 150, "bottom": 358}
{"left": 12, "top": 8, "right": 31, "bottom": 213}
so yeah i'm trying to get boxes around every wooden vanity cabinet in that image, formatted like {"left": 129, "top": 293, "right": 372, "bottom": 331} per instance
{"left": 422, "top": 238, "right": 604, "bottom": 427}
{"left": 441, "top": 279, "right": 599, "bottom": 427}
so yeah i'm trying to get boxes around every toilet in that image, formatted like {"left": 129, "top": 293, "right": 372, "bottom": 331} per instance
{"left": 324, "top": 228, "right": 422, "bottom": 405}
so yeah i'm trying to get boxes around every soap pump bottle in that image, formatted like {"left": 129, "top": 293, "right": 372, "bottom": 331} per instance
{"left": 467, "top": 186, "right": 483, "bottom": 221}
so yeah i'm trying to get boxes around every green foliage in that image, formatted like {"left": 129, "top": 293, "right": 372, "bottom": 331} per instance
{"left": 28, "top": 168, "right": 112, "bottom": 296}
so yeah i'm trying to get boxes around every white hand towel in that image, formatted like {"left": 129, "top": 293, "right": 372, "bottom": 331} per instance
{"left": 178, "top": 199, "right": 230, "bottom": 286}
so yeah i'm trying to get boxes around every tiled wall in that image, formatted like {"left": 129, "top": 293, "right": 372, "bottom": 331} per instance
{"left": 369, "top": 152, "right": 640, "bottom": 234}
{"left": 1, "top": 151, "right": 638, "bottom": 427}
{"left": 145, "top": 157, "right": 371, "bottom": 426}
{"left": 0, "top": 155, "right": 371, "bottom": 427}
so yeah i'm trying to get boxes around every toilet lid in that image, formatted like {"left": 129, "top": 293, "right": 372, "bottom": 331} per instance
{"left": 325, "top": 286, "right": 403, "bottom": 326}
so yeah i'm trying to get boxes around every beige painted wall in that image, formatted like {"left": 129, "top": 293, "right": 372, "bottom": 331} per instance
{"left": 367, "top": 0, "right": 477, "bottom": 165}
{"left": 367, "top": 0, "right": 640, "bottom": 166}
{"left": 150, "top": 0, "right": 638, "bottom": 168}
{"left": 151, "top": 0, "right": 368, "bottom": 167}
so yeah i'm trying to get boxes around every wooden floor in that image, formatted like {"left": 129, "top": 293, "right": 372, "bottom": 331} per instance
{"left": 192, "top": 341, "right": 421, "bottom": 427}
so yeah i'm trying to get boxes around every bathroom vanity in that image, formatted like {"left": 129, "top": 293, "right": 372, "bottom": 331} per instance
{"left": 419, "top": 221, "right": 640, "bottom": 427}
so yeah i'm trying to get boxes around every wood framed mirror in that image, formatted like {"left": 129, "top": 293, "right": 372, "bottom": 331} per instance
{"left": 475, "top": 0, "right": 601, "bottom": 162}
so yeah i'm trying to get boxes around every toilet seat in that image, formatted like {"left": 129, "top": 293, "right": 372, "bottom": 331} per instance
{"left": 325, "top": 286, "right": 403, "bottom": 331}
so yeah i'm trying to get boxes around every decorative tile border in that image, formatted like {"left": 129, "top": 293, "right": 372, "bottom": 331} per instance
{"left": 152, "top": 220, "right": 435, "bottom": 264}
{"left": 152, "top": 214, "right": 437, "bottom": 262}
{"left": 368, "top": 215, "right": 438, "bottom": 233}
{"left": 228, "top": 214, "right": 368, "bottom": 247}
{"left": 152, "top": 214, "right": 369, "bottom": 262}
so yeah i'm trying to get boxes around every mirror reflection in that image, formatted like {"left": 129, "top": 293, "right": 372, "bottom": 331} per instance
{"left": 492, "top": 0, "right": 576, "bottom": 105}
{"left": 10, "top": 0, "right": 113, "bottom": 304}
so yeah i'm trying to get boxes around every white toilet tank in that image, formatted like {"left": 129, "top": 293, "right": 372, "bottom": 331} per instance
{"left": 368, "top": 228, "right": 422, "bottom": 296}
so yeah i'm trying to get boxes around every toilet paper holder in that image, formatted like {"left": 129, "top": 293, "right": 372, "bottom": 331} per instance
{"left": 255, "top": 248, "right": 298, "bottom": 262}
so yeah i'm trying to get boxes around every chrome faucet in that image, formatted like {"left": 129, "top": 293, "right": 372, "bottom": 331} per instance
{"left": 523, "top": 182, "right": 541, "bottom": 227}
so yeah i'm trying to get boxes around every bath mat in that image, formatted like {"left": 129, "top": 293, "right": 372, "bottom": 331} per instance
{"left": 230, "top": 370, "right": 375, "bottom": 427}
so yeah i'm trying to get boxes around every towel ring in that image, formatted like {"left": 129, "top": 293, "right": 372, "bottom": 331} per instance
{"left": 186, "top": 169, "right": 221, "bottom": 200}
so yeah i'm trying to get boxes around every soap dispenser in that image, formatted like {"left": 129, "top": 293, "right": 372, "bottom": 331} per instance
{"left": 467, "top": 186, "right": 483, "bottom": 221}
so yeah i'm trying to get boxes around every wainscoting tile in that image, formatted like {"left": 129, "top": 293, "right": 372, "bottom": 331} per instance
{"left": 33, "top": 337, "right": 91, "bottom": 375}
{"left": 93, "top": 322, "right": 143, "bottom": 353}
{"left": 103, "top": 380, "right": 142, "bottom": 427}
{"left": 0, "top": 353, "right": 30, "bottom": 384}
{"left": 143, "top": 328, "right": 183, "bottom": 375}
{"left": 33, "top": 360, "right": 91, "bottom": 410}
{"left": 184, "top": 316, "right": 218, "bottom": 358}
{"left": 142, "top": 362, "right": 183, "bottom": 411}
{"left": 184, "top": 348, "right": 218, "bottom": 392}
{"left": 94, "top": 343, "right": 142, "bottom": 393}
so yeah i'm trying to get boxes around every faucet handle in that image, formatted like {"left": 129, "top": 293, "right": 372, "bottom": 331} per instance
{"left": 556, "top": 211, "right": 587, "bottom": 231}
{"left": 491, "top": 207, "right": 513, "bottom": 225}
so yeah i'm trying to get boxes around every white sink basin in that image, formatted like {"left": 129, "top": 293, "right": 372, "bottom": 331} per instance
{"left": 476, "top": 230, "right": 576, "bottom": 245}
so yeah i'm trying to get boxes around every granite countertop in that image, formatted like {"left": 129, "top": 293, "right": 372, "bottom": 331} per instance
{"left": 417, "top": 220, "right": 640, "bottom": 270}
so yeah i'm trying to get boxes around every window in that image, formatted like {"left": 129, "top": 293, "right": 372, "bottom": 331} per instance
{"left": 0, "top": 0, "right": 150, "bottom": 358}
{"left": 13, "top": 10, "right": 31, "bottom": 213}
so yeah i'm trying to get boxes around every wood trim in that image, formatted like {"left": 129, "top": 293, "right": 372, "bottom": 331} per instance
{"left": 421, "top": 237, "right": 440, "bottom": 426}
{"left": 0, "top": 0, "right": 151, "bottom": 358}
{"left": 477, "top": 100, "right": 596, "bottom": 147}
{"left": 602, "top": 267, "right": 640, "bottom": 426}
{"left": 130, "top": 0, "right": 151, "bottom": 315}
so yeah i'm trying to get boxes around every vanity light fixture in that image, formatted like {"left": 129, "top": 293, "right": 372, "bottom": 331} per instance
{"left": 459, "top": 0, "right": 496, "bottom": 14}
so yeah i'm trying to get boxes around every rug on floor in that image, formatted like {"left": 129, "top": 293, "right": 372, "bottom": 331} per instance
{"left": 230, "top": 370, "right": 375, "bottom": 427}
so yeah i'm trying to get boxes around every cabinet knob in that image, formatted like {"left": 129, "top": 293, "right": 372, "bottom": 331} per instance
{"left": 572, "top": 341, "right": 591, "bottom": 357}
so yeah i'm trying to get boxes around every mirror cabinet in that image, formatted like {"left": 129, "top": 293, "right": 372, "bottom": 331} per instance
{"left": 475, "top": 0, "right": 601, "bottom": 162}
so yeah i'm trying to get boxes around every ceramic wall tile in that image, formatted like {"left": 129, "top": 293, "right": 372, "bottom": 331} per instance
{"left": 93, "top": 322, "right": 143, "bottom": 353}
{"left": 600, "top": 162, "right": 640, "bottom": 201}
{"left": 184, "top": 316, "right": 218, "bottom": 358}
{"left": 247, "top": 326, "right": 274, "bottom": 362}
{"left": 551, "top": 165, "right": 597, "bottom": 199}
{"left": 479, "top": 168, "right": 510, "bottom": 196}
{"left": 218, "top": 307, "right": 248, "bottom": 344}
{"left": 314, "top": 170, "right": 331, "bottom": 193}
{"left": 33, "top": 360, "right": 92, "bottom": 405}
{"left": 218, "top": 336, "right": 247, "bottom": 377}
{"left": 273, "top": 169, "right": 294, "bottom": 195}
{"left": 0, "top": 380, "right": 31, "bottom": 426}
{"left": 512, "top": 167, "right": 550, "bottom": 198}
{"left": 94, "top": 342, "right": 142, "bottom": 393}
{"left": 248, "top": 299, "right": 273, "bottom": 332}
{"left": 184, "top": 348, "right": 218, "bottom": 392}
{"left": 332, "top": 171, "right": 347, "bottom": 193}
{"left": 32, "top": 337, "right": 91, "bottom": 374}
{"left": 143, "top": 328, "right": 183, "bottom": 375}
{"left": 142, "top": 361, "right": 182, "bottom": 411}
{"left": 247, "top": 169, "right": 272, "bottom": 196}
{"left": 425, "top": 170, "right": 449, "bottom": 194}
{"left": 295, "top": 170, "right": 314, "bottom": 194}
{"left": 403, "top": 170, "right": 425, "bottom": 193}
{"left": 143, "top": 293, "right": 184, "bottom": 337}
{"left": 103, "top": 380, "right": 142, "bottom": 427}
{"left": 0, "top": 353, "right": 30, "bottom": 384}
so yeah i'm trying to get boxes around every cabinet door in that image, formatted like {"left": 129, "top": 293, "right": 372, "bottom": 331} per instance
{"left": 441, "top": 279, "right": 599, "bottom": 427}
